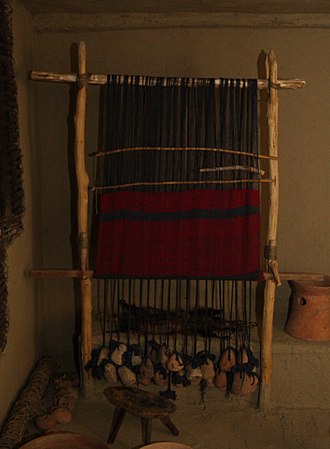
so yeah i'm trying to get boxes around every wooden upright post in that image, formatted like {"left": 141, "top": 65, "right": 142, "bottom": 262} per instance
{"left": 258, "top": 50, "right": 280, "bottom": 408}
{"left": 75, "top": 41, "right": 92, "bottom": 397}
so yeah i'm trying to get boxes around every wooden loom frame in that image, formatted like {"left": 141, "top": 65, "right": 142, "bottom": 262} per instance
{"left": 30, "top": 41, "right": 319, "bottom": 408}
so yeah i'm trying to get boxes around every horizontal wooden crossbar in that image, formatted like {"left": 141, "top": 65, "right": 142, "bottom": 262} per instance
{"left": 30, "top": 71, "right": 306, "bottom": 90}
{"left": 29, "top": 269, "right": 326, "bottom": 282}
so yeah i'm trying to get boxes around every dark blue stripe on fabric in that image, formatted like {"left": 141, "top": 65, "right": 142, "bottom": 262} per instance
{"left": 94, "top": 271, "right": 263, "bottom": 281}
{"left": 100, "top": 205, "right": 259, "bottom": 222}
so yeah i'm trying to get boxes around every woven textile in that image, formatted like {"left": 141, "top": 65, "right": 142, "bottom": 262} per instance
{"left": 94, "top": 75, "right": 261, "bottom": 280}
{"left": 95, "top": 189, "right": 261, "bottom": 279}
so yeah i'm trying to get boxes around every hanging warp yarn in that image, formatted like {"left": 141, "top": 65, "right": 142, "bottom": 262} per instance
{"left": 88, "top": 76, "right": 261, "bottom": 398}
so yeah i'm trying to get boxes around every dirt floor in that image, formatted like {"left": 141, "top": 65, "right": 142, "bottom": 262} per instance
{"left": 16, "top": 299, "right": 329, "bottom": 449}
{"left": 51, "top": 298, "right": 330, "bottom": 449}
{"left": 54, "top": 382, "right": 330, "bottom": 449}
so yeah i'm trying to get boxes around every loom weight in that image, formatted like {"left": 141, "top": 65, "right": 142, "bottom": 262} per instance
{"left": 237, "top": 347, "right": 249, "bottom": 365}
{"left": 138, "top": 358, "right": 155, "bottom": 386}
{"left": 231, "top": 371, "right": 259, "bottom": 395}
{"left": 110, "top": 343, "right": 127, "bottom": 366}
{"left": 158, "top": 344, "right": 170, "bottom": 368}
{"left": 219, "top": 347, "right": 236, "bottom": 372}
{"left": 167, "top": 353, "right": 184, "bottom": 372}
{"left": 118, "top": 366, "right": 137, "bottom": 387}
{"left": 103, "top": 362, "right": 118, "bottom": 384}
{"left": 154, "top": 370, "right": 167, "bottom": 387}
{"left": 214, "top": 369, "right": 227, "bottom": 390}
{"left": 185, "top": 364, "right": 202, "bottom": 386}
{"left": 200, "top": 359, "right": 215, "bottom": 387}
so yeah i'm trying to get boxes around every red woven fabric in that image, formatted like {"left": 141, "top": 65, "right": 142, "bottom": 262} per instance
{"left": 94, "top": 189, "right": 262, "bottom": 280}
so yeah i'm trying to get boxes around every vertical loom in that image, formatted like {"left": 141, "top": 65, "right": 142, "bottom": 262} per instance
{"left": 30, "top": 42, "right": 308, "bottom": 407}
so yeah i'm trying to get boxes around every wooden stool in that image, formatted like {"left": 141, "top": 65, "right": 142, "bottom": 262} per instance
{"left": 104, "top": 386, "right": 179, "bottom": 446}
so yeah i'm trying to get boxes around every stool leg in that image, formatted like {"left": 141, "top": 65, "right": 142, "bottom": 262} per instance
{"left": 107, "top": 407, "right": 126, "bottom": 444}
{"left": 160, "top": 415, "right": 180, "bottom": 436}
{"left": 141, "top": 418, "right": 152, "bottom": 445}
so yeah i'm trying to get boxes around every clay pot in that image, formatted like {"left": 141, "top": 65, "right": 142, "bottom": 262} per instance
{"left": 50, "top": 406, "right": 72, "bottom": 424}
{"left": 285, "top": 277, "right": 330, "bottom": 341}
{"left": 19, "top": 432, "right": 110, "bottom": 449}
{"left": 219, "top": 348, "right": 236, "bottom": 372}
{"left": 231, "top": 372, "right": 258, "bottom": 395}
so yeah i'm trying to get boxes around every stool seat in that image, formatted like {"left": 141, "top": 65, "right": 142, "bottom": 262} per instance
{"left": 104, "top": 386, "right": 179, "bottom": 446}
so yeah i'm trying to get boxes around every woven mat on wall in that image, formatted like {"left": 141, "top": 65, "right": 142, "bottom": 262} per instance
{"left": 0, "top": 0, "right": 24, "bottom": 351}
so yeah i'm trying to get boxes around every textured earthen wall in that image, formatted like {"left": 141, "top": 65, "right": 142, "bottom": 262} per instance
{"left": 0, "top": 0, "right": 40, "bottom": 425}
{"left": 1, "top": 6, "right": 329, "bottom": 424}
{"left": 33, "top": 26, "right": 330, "bottom": 338}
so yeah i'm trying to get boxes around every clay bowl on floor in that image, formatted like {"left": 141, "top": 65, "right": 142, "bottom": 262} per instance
{"left": 19, "top": 432, "right": 109, "bottom": 449}
{"left": 140, "top": 443, "right": 193, "bottom": 449}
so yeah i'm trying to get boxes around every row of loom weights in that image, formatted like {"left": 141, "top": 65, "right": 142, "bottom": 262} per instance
{"left": 86, "top": 341, "right": 259, "bottom": 397}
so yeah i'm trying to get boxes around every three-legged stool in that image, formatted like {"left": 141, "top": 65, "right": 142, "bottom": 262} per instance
{"left": 104, "top": 386, "right": 179, "bottom": 446}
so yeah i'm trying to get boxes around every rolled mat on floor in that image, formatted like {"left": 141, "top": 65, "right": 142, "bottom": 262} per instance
{"left": 0, "top": 357, "right": 56, "bottom": 449}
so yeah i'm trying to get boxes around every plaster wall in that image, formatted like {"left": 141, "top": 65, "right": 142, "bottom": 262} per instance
{"left": 0, "top": 0, "right": 40, "bottom": 425}
{"left": 32, "top": 26, "right": 330, "bottom": 348}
